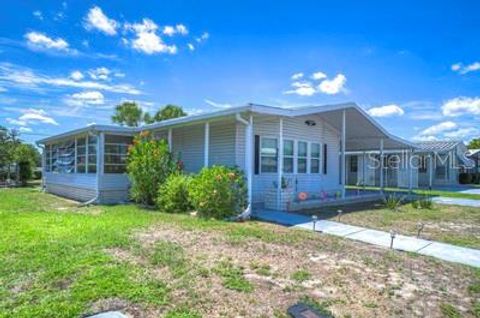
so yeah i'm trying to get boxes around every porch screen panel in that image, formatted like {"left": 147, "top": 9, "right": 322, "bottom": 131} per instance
{"left": 87, "top": 135, "right": 97, "bottom": 173}
{"left": 260, "top": 137, "right": 277, "bottom": 173}
{"left": 57, "top": 139, "right": 75, "bottom": 173}
{"left": 76, "top": 137, "right": 86, "bottom": 173}
{"left": 45, "top": 145, "right": 52, "bottom": 172}
{"left": 104, "top": 135, "right": 133, "bottom": 173}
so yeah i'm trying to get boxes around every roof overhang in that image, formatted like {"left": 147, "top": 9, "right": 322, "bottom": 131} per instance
{"left": 37, "top": 102, "right": 414, "bottom": 152}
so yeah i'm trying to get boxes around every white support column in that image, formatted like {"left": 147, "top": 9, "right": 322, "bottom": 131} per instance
{"left": 277, "top": 118, "right": 284, "bottom": 210}
{"left": 341, "top": 110, "right": 346, "bottom": 198}
{"left": 408, "top": 149, "right": 413, "bottom": 192}
{"left": 245, "top": 115, "right": 254, "bottom": 206}
{"left": 363, "top": 151, "right": 367, "bottom": 188}
{"left": 97, "top": 132, "right": 104, "bottom": 176}
{"left": 167, "top": 128, "right": 172, "bottom": 152}
{"left": 74, "top": 137, "right": 77, "bottom": 173}
{"left": 429, "top": 153, "right": 433, "bottom": 188}
{"left": 379, "top": 138, "right": 384, "bottom": 192}
{"left": 204, "top": 122, "right": 209, "bottom": 167}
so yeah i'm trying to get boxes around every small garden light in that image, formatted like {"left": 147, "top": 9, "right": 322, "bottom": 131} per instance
{"left": 390, "top": 230, "right": 396, "bottom": 249}
{"left": 312, "top": 215, "right": 318, "bottom": 231}
{"left": 337, "top": 209, "right": 343, "bottom": 222}
{"left": 416, "top": 222, "right": 425, "bottom": 239}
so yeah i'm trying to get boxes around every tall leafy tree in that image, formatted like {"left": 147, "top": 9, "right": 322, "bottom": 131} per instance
{"left": 153, "top": 104, "right": 187, "bottom": 122}
{"left": 111, "top": 102, "right": 144, "bottom": 127}
{"left": 468, "top": 138, "right": 480, "bottom": 149}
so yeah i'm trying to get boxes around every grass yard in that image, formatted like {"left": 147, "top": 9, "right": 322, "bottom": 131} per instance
{"left": 316, "top": 201, "right": 480, "bottom": 249}
{"left": 347, "top": 185, "right": 480, "bottom": 200}
{"left": 1, "top": 188, "right": 480, "bottom": 317}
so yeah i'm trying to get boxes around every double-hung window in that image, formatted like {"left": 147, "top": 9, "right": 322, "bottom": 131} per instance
{"left": 310, "top": 143, "right": 321, "bottom": 173}
{"left": 283, "top": 140, "right": 294, "bottom": 173}
{"left": 297, "top": 141, "right": 307, "bottom": 173}
{"left": 260, "top": 137, "right": 278, "bottom": 173}
{"left": 45, "top": 145, "right": 52, "bottom": 172}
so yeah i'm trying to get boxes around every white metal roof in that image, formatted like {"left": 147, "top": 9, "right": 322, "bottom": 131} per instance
{"left": 414, "top": 140, "right": 463, "bottom": 152}
{"left": 37, "top": 102, "right": 414, "bottom": 150}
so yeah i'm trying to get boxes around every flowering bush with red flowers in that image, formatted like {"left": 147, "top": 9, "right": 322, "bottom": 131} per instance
{"left": 189, "top": 166, "right": 247, "bottom": 219}
{"left": 127, "top": 132, "right": 177, "bottom": 205}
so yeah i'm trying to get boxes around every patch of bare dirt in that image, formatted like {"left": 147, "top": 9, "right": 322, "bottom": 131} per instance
{"left": 106, "top": 223, "right": 477, "bottom": 318}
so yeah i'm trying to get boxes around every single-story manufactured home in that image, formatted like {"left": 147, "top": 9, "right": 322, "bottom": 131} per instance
{"left": 37, "top": 103, "right": 472, "bottom": 211}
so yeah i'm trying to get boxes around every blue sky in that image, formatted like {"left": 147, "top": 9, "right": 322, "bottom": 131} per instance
{"left": 1, "top": 1, "right": 479, "bottom": 145}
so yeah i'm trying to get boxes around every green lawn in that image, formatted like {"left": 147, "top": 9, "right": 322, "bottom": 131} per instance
{"left": 347, "top": 185, "right": 480, "bottom": 200}
{"left": 1, "top": 188, "right": 479, "bottom": 317}
{"left": 318, "top": 200, "right": 480, "bottom": 248}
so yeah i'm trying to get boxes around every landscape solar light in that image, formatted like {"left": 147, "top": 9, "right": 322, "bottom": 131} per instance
{"left": 312, "top": 215, "right": 318, "bottom": 231}
{"left": 337, "top": 209, "right": 343, "bottom": 222}
{"left": 390, "top": 230, "right": 396, "bottom": 249}
{"left": 416, "top": 222, "right": 425, "bottom": 239}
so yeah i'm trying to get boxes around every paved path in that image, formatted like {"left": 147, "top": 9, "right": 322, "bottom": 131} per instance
{"left": 432, "top": 196, "right": 480, "bottom": 208}
{"left": 254, "top": 209, "right": 480, "bottom": 268}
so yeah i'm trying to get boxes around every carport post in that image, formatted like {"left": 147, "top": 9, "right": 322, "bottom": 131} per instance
{"left": 408, "top": 148, "right": 413, "bottom": 193}
{"left": 341, "top": 110, "right": 346, "bottom": 199}
{"left": 429, "top": 153, "right": 433, "bottom": 188}
{"left": 277, "top": 118, "right": 284, "bottom": 210}
{"left": 379, "top": 138, "right": 384, "bottom": 193}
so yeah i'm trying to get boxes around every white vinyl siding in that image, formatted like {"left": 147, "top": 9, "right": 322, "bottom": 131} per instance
{"left": 171, "top": 124, "right": 205, "bottom": 173}
{"left": 208, "top": 120, "right": 236, "bottom": 167}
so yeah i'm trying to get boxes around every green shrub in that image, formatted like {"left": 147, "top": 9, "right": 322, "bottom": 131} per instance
{"left": 383, "top": 194, "right": 403, "bottom": 211}
{"left": 156, "top": 174, "right": 193, "bottom": 213}
{"left": 127, "top": 131, "right": 177, "bottom": 205}
{"left": 411, "top": 193, "right": 433, "bottom": 210}
{"left": 189, "top": 166, "right": 247, "bottom": 219}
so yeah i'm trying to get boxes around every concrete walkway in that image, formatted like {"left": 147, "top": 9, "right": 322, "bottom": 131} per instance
{"left": 432, "top": 196, "right": 480, "bottom": 208}
{"left": 255, "top": 209, "right": 480, "bottom": 268}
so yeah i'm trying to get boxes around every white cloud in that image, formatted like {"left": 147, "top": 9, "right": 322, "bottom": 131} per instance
{"left": 84, "top": 6, "right": 118, "bottom": 36}
{"left": 284, "top": 81, "right": 316, "bottom": 96}
{"left": 443, "top": 127, "right": 479, "bottom": 139}
{"left": 33, "top": 10, "right": 43, "bottom": 20}
{"left": 65, "top": 91, "right": 105, "bottom": 107}
{"left": 412, "top": 135, "right": 438, "bottom": 142}
{"left": 451, "top": 61, "right": 480, "bottom": 75}
{"left": 175, "top": 24, "right": 188, "bottom": 35}
{"left": 8, "top": 108, "right": 58, "bottom": 126}
{"left": 124, "top": 19, "right": 177, "bottom": 55}
{"left": 25, "top": 31, "right": 69, "bottom": 52}
{"left": 187, "top": 43, "right": 195, "bottom": 51}
{"left": 442, "top": 97, "right": 480, "bottom": 117}
{"left": 19, "top": 127, "right": 33, "bottom": 133}
{"left": 367, "top": 104, "right": 405, "bottom": 118}
{"left": 419, "top": 121, "right": 457, "bottom": 136}
{"left": 0, "top": 63, "right": 141, "bottom": 95}
{"left": 311, "top": 71, "right": 327, "bottom": 80}
{"left": 291, "top": 72, "right": 304, "bottom": 80}
{"left": 318, "top": 74, "right": 347, "bottom": 95}
{"left": 0, "top": 86, "right": 7, "bottom": 92}
{"left": 196, "top": 32, "right": 209, "bottom": 43}
{"left": 88, "top": 67, "right": 111, "bottom": 81}
{"left": 70, "top": 70, "right": 84, "bottom": 81}
{"left": 162, "top": 24, "right": 188, "bottom": 36}
{"left": 204, "top": 99, "right": 232, "bottom": 109}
